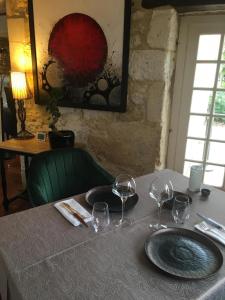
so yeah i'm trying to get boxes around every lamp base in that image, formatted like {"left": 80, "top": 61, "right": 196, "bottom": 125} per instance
{"left": 15, "top": 130, "right": 34, "bottom": 140}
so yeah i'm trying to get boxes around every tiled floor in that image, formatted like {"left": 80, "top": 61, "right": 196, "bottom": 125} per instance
{"left": 0, "top": 156, "right": 31, "bottom": 217}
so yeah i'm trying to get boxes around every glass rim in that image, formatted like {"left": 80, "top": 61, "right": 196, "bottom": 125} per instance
{"left": 93, "top": 202, "right": 109, "bottom": 209}
{"left": 174, "top": 195, "right": 189, "bottom": 204}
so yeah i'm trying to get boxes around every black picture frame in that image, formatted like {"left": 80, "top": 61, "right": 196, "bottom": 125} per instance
{"left": 28, "top": 0, "right": 131, "bottom": 112}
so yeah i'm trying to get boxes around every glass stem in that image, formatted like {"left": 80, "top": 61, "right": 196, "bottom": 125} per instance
{"left": 121, "top": 197, "right": 126, "bottom": 223}
{"left": 158, "top": 203, "right": 162, "bottom": 226}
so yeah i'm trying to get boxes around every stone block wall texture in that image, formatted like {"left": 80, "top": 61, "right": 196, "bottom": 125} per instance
{"left": 7, "top": 0, "right": 178, "bottom": 177}
{"left": 0, "top": 16, "right": 8, "bottom": 37}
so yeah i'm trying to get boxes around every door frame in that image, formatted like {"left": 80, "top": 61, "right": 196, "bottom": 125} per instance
{"left": 167, "top": 14, "right": 225, "bottom": 185}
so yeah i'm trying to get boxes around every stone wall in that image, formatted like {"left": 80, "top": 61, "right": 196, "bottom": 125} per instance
{"left": 7, "top": 0, "right": 178, "bottom": 177}
{"left": 0, "top": 15, "right": 7, "bottom": 37}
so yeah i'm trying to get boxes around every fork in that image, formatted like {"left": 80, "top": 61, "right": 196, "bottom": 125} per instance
{"left": 198, "top": 222, "right": 225, "bottom": 240}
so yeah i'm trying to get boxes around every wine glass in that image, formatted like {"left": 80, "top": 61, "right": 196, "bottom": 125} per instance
{"left": 172, "top": 195, "right": 190, "bottom": 224}
{"left": 92, "top": 202, "right": 110, "bottom": 232}
{"left": 112, "top": 174, "right": 136, "bottom": 226}
{"left": 149, "top": 177, "right": 173, "bottom": 230}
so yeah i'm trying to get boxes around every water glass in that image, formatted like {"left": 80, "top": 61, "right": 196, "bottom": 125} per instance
{"left": 92, "top": 202, "right": 110, "bottom": 232}
{"left": 172, "top": 195, "right": 190, "bottom": 224}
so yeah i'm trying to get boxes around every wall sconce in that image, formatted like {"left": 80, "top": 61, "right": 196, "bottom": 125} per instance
{"left": 11, "top": 72, "right": 34, "bottom": 139}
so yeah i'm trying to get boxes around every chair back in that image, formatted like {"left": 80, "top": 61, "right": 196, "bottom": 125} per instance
{"left": 27, "top": 148, "right": 114, "bottom": 206}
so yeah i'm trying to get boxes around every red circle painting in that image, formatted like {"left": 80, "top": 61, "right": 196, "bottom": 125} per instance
{"left": 48, "top": 13, "right": 108, "bottom": 87}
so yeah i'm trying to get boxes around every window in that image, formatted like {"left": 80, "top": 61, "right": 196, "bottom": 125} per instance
{"left": 168, "top": 15, "right": 225, "bottom": 189}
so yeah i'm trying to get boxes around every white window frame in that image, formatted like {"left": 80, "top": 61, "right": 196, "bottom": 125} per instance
{"left": 167, "top": 14, "right": 225, "bottom": 190}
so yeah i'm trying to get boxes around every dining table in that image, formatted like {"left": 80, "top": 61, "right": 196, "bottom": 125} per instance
{"left": 0, "top": 169, "right": 225, "bottom": 300}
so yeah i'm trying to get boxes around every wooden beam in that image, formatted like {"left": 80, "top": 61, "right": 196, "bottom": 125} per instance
{"left": 142, "top": 0, "right": 225, "bottom": 9}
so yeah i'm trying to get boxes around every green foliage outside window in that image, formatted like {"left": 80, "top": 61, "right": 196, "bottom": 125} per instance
{"left": 215, "top": 91, "right": 225, "bottom": 114}
{"left": 213, "top": 53, "right": 225, "bottom": 123}
{"left": 214, "top": 91, "right": 225, "bottom": 124}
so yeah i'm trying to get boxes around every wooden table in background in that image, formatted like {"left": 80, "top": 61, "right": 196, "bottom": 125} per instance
{"left": 0, "top": 138, "right": 51, "bottom": 210}
{"left": 0, "top": 138, "right": 84, "bottom": 210}
{"left": 0, "top": 138, "right": 51, "bottom": 155}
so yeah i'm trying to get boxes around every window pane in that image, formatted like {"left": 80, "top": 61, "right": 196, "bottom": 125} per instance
{"left": 204, "top": 165, "right": 224, "bottom": 187}
{"left": 217, "top": 64, "right": 225, "bottom": 88}
{"left": 221, "top": 36, "right": 225, "bottom": 60}
{"left": 194, "top": 64, "right": 217, "bottom": 88}
{"left": 183, "top": 161, "right": 201, "bottom": 178}
{"left": 191, "top": 90, "right": 213, "bottom": 114}
{"left": 197, "top": 34, "right": 221, "bottom": 61}
{"left": 187, "top": 116, "right": 208, "bottom": 138}
{"left": 185, "top": 139, "right": 205, "bottom": 161}
{"left": 214, "top": 91, "right": 225, "bottom": 115}
{"left": 210, "top": 117, "right": 225, "bottom": 141}
{"left": 207, "top": 142, "right": 225, "bottom": 164}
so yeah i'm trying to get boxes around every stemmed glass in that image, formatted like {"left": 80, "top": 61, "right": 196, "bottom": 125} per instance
{"left": 112, "top": 174, "right": 136, "bottom": 226}
{"left": 149, "top": 177, "right": 173, "bottom": 230}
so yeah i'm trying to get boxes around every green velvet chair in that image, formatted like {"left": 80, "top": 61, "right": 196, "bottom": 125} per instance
{"left": 27, "top": 148, "right": 114, "bottom": 206}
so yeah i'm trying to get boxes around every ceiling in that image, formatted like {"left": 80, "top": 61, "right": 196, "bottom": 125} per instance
{"left": 142, "top": 0, "right": 225, "bottom": 10}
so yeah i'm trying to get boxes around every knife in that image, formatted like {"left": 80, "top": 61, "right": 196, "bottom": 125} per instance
{"left": 197, "top": 213, "right": 225, "bottom": 230}
{"left": 61, "top": 202, "right": 88, "bottom": 227}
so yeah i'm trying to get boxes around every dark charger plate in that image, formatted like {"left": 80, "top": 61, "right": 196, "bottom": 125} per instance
{"left": 85, "top": 185, "right": 138, "bottom": 212}
{"left": 145, "top": 228, "right": 223, "bottom": 279}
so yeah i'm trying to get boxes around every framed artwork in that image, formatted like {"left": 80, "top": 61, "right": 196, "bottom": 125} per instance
{"left": 28, "top": 0, "right": 131, "bottom": 112}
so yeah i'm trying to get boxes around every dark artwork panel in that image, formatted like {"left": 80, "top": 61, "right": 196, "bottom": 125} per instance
{"left": 29, "top": 0, "right": 131, "bottom": 112}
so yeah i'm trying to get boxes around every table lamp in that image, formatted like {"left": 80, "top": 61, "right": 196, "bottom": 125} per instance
{"left": 0, "top": 47, "right": 10, "bottom": 141}
{"left": 11, "top": 71, "right": 34, "bottom": 139}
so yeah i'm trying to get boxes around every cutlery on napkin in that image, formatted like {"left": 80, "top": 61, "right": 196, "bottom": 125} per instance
{"left": 54, "top": 198, "right": 93, "bottom": 227}
{"left": 195, "top": 221, "right": 225, "bottom": 246}
{"left": 61, "top": 202, "right": 88, "bottom": 227}
{"left": 196, "top": 213, "right": 225, "bottom": 231}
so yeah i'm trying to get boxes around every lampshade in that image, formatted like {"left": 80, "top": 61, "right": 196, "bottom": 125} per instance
{"left": 11, "top": 72, "right": 28, "bottom": 100}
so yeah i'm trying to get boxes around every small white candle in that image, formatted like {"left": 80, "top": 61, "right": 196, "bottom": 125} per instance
{"left": 189, "top": 165, "right": 203, "bottom": 192}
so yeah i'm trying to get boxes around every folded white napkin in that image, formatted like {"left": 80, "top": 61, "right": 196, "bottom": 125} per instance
{"left": 54, "top": 198, "right": 93, "bottom": 227}
{"left": 195, "top": 221, "right": 225, "bottom": 246}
